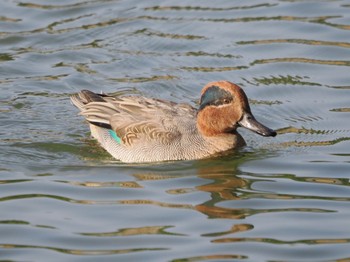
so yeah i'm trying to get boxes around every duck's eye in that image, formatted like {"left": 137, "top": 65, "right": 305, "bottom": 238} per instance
{"left": 223, "top": 98, "right": 230, "bottom": 104}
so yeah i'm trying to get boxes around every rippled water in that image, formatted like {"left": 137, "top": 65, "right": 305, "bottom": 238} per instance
{"left": 1, "top": 0, "right": 350, "bottom": 261}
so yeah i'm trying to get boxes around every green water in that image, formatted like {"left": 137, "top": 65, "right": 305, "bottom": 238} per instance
{"left": 1, "top": 0, "right": 350, "bottom": 261}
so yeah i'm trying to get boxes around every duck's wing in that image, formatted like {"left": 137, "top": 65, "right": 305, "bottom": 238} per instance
{"left": 71, "top": 90, "right": 197, "bottom": 146}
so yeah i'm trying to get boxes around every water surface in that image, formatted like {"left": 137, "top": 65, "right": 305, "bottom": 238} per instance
{"left": 1, "top": 0, "right": 350, "bottom": 261}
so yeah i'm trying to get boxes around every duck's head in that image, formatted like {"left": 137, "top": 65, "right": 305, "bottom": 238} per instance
{"left": 197, "top": 81, "right": 277, "bottom": 137}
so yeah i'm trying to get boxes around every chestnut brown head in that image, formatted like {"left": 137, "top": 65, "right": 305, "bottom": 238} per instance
{"left": 197, "top": 81, "right": 276, "bottom": 137}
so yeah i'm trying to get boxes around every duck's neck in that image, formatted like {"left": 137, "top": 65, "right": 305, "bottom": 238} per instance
{"left": 200, "top": 129, "right": 246, "bottom": 152}
{"left": 196, "top": 111, "right": 246, "bottom": 152}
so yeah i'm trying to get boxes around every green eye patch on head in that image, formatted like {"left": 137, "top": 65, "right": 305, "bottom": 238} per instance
{"left": 199, "top": 85, "right": 234, "bottom": 111}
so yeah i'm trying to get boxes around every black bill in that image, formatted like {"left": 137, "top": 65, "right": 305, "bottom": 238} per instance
{"left": 238, "top": 112, "right": 277, "bottom": 137}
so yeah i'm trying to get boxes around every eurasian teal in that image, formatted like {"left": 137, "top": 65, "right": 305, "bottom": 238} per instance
{"left": 71, "top": 81, "right": 276, "bottom": 162}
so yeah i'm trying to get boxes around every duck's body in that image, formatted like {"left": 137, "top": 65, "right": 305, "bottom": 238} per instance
{"left": 71, "top": 81, "right": 276, "bottom": 163}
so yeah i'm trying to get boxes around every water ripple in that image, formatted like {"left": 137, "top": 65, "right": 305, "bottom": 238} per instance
{"left": 251, "top": 57, "right": 350, "bottom": 67}
{"left": 17, "top": 0, "right": 119, "bottom": 10}
{"left": 132, "top": 28, "right": 206, "bottom": 40}
{"left": 119, "top": 199, "right": 193, "bottom": 209}
{"left": 0, "top": 244, "right": 166, "bottom": 255}
{"left": 237, "top": 38, "right": 350, "bottom": 49}
{"left": 170, "top": 254, "right": 247, "bottom": 262}
{"left": 0, "top": 194, "right": 78, "bottom": 204}
{"left": 198, "top": 15, "right": 345, "bottom": 27}
{"left": 145, "top": 4, "right": 277, "bottom": 11}
{"left": 57, "top": 179, "right": 143, "bottom": 188}
{"left": 212, "top": 237, "right": 350, "bottom": 245}
{"left": 280, "top": 137, "right": 350, "bottom": 147}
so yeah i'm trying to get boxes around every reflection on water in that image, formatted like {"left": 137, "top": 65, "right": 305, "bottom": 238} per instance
{"left": 1, "top": 0, "right": 350, "bottom": 261}
{"left": 79, "top": 225, "right": 185, "bottom": 237}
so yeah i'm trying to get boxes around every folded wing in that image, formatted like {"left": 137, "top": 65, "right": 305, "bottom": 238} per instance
{"left": 71, "top": 90, "right": 196, "bottom": 147}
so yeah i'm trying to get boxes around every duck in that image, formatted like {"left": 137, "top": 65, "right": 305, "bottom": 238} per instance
{"left": 70, "top": 80, "right": 276, "bottom": 163}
